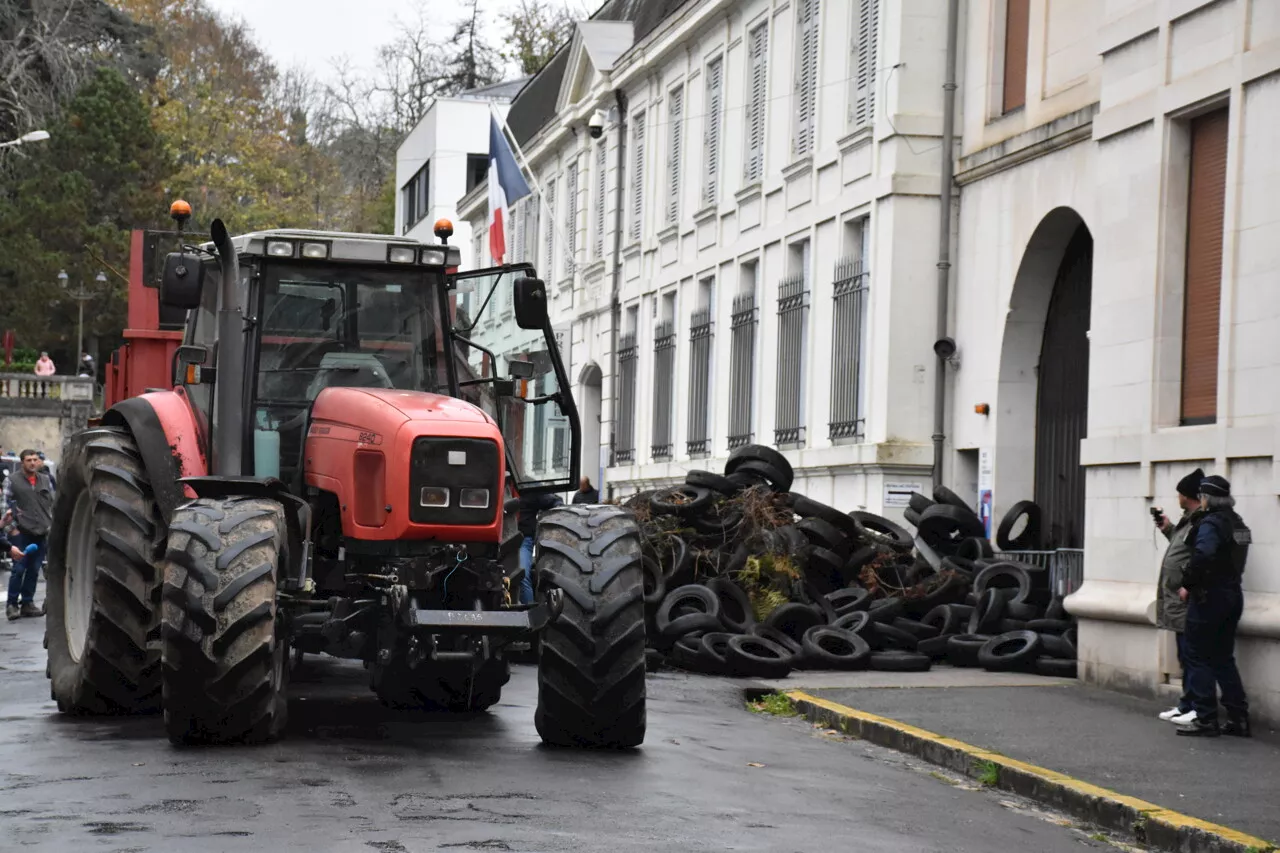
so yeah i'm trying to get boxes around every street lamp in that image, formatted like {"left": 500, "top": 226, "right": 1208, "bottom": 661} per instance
{"left": 0, "top": 130, "right": 50, "bottom": 149}
{"left": 58, "top": 269, "right": 107, "bottom": 374}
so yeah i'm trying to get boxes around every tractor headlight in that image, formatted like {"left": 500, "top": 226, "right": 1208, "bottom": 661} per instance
{"left": 266, "top": 240, "right": 295, "bottom": 257}
{"left": 421, "top": 248, "right": 446, "bottom": 266}
{"left": 301, "top": 242, "right": 329, "bottom": 259}
{"left": 459, "top": 488, "right": 490, "bottom": 509}
{"left": 388, "top": 246, "right": 417, "bottom": 264}
{"left": 419, "top": 486, "right": 450, "bottom": 508}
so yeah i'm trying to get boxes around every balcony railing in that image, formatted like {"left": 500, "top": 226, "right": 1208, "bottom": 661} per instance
{"left": 0, "top": 374, "right": 94, "bottom": 402}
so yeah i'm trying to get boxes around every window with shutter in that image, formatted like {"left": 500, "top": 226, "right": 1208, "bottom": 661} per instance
{"left": 631, "top": 112, "right": 646, "bottom": 241}
{"left": 565, "top": 161, "right": 578, "bottom": 279}
{"left": 544, "top": 180, "right": 556, "bottom": 278}
{"left": 511, "top": 199, "right": 522, "bottom": 263}
{"left": 594, "top": 142, "right": 607, "bottom": 258}
{"left": 1180, "top": 108, "right": 1229, "bottom": 425}
{"left": 1002, "top": 0, "right": 1029, "bottom": 113}
{"left": 527, "top": 192, "right": 539, "bottom": 267}
{"left": 744, "top": 23, "right": 768, "bottom": 183}
{"left": 793, "top": 0, "right": 819, "bottom": 157}
{"left": 667, "top": 86, "right": 683, "bottom": 224}
{"left": 703, "top": 56, "right": 724, "bottom": 207}
{"left": 850, "top": 0, "right": 877, "bottom": 128}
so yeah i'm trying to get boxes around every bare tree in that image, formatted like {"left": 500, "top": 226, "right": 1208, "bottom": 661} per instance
{"left": 501, "top": 0, "right": 580, "bottom": 77}
{"left": 439, "top": 0, "right": 501, "bottom": 94}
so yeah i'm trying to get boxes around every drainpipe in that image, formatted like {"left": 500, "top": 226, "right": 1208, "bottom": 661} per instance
{"left": 607, "top": 88, "right": 628, "bottom": 498}
{"left": 932, "top": 0, "right": 960, "bottom": 489}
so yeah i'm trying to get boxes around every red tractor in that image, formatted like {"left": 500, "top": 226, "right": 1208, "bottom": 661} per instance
{"left": 43, "top": 203, "right": 646, "bottom": 748}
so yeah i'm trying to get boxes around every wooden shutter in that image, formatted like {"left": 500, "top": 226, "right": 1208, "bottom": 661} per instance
{"left": 595, "top": 142, "right": 607, "bottom": 257}
{"left": 544, "top": 180, "right": 556, "bottom": 276}
{"left": 1003, "top": 0, "right": 1029, "bottom": 114}
{"left": 704, "top": 57, "right": 724, "bottom": 206}
{"left": 667, "top": 87, "right": 683, "bottom": 223}
{"left": 793, "top": 0, "right": 818, "bottom": 156}
{"left": 852, "top": 0, "right": 877, "bottom": 127}
{"left": 631, "top": 112, "right": 645, "bottom": 241}
{"left": 745, "top": 25, "right": 768, "bottom": 183}
{"left": 565, "top": 161, "right": 578, "bottom": 277}
{"left": 1181, "top": 108, "right": 1229, "bottom": 424}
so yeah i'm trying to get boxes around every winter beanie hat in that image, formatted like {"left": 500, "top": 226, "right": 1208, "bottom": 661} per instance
{"left": 1199, "top": 475, "right": 1231, "bottom": 498}
{"left": 1177, "top": 468, "right": 1205, "bottom": 499}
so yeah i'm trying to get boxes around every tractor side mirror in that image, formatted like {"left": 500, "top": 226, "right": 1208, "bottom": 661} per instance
{"left": 160, "top": 252, "right": 204, "bottom": 309}
{"left": 508, "top": 359, "right": 535, "bottom": 379}
{"left": 513, "top": 277, "right": 548, "bottom": 330}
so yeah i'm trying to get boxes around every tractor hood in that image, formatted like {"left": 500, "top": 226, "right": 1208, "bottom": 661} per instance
{"left": 309, "top": 387, "right": 497, "bottom": 431}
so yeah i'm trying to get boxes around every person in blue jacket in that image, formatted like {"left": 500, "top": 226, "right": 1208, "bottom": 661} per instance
{"left": 1174, "top": 475, "right": 1251, "bottom": 738}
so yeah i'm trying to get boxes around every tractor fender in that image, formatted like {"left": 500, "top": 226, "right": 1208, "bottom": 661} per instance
{"left": 100, "top": 392, "right": 208, "bottom": 521}
{"left": 180, "top": 476, "right": 311, "bottom": 587}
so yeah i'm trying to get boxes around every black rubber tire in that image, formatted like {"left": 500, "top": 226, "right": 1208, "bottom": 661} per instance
{"left": 642, "top": 554, "right": 666, "bottom": 607}
{"left": 1006, "top": 600, "right": 1042, "bottom": 621}
{"left": 868, "top": 621, "right": 918, "bottom": 651}
{"left": 46, "top": 428, "right": 162, "bottom": 715}
{"left": 943, "top": 555, "right": 980, "bottom": 577}
{"left": 691, "top": 508, "right": 745, "bottom": 537}
{"left": 685, "top": 469, "right": 740, "bottom": 496}
{"left": 698, "top": 632, "right": 734, "bottom": 673}
{"left": 730, "top": 460, "right": 792, "bottom": 493}
{"left": 955, "top": 537, "right": 994, "bottom": 560}
{"left": 903, "top": 507, "right": 922, "bottom": 528}
{"left": 804, "top": 547, "right": 844, "bottom": 594}
{"left": 645, "top": 648, "right": 666, "bottom": 672}
{"left": 917, "top": 634, "right": 955, "bottom": 660}
{"left": 892, "top": 617, "right": 940, "bottom": 640}
{"left": 649, "top": 485, "right": 713, "bottom": 518}
{"left": 796, "top": 517, "right": 852, "bottom": 559}
{"left": 751, "top": 624, "right": 803, "bottom": 656}
{"left": 670, "top": 634, "right": 717, "bottom": 673}
{"left": 946, "top": 633, "right": 991, "bottom": 667}
{"left": 707, "top": 577, "right": 755, "bottom": 633}
{"left": 922, "top": 604, "right": 965, "bottom": 636}
{"left": 725, "top": 634, "right": 794, "bottom": 678}
{"left": 978, "top": 631, "right": 1042, "bottom": 671}
{"left": 850, "top": 511, "right": 913, "bottom": 551}
{"left": 1034, "top": 656, "right": 1077, "bottom": 677}
{"left": 655, "top": 584, "right": 722, "bottom": 641}
{"left": 1039, "top": 633, "right": 1077, "bottom": 660}
{"left": 161, "top": 497, "right": 288, "bottom": 744}
{"left": 789, "top": 495, "right": 864, "bottom": 543}
{"left": 908, "top": 492, "right": 936, "bottom": 514}
{"left": 932, "top": 485, "right": 974, "bottom": 514}
{"left": 867, "top": 596, "right": 905, "bottom": 624}
{"left": 725, "top": 444, "right": 794, "bottom": 485}
{"left": 534, "top": 505, "right": 646, "bottom": 748}
{"left": 998, "top": 619, "right": 1028, "bottom": 633}
{"left": 974, "top": 563, "right": 1033, "bottom": 604}
{"left": 1027, "top": 618, "right": 1072, "bottom": 634}
{"left": 375, "top": 656, "right": 509, "bottom": 712}
{"left": 843, "top": 545, "right": 879, "bottom": 582}
{"left": 968, "top": 588, "right": 1007, "bottom": 635}
{"left": 623, "top": 490, "right": 657, "bottom": 511}
{"left": 806, "top": 582, "right": 839, "bottom": 625}
{"left": 831, "top": 610, "right": 871, "bottom": 636}
{"left": 826, "top": 587, "right": 871, "bottom": 616}
{"left": 1046, "top": 597, "right": 1068, "bottom": 621}
{"left": 801, "top": 626, "right": 871, "bottom": 671}
{"left": 869, "top": 650, "right": 932, "bottom": 672}
{"left": 764, "top": 602, "right": 824, "bottom": 644}
{"left": 996, "top": 501, "right": 1042, "bottom": 551}
{"left": 917, "top": 504, "right": 986, "bottom": 553}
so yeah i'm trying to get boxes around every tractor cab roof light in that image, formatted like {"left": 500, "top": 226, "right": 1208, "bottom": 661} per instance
{"left": 421, "top": 248, "right": 446, "bottom": 266}
{"left": 301, "top": 242, "right": 329, "bottom": 259}
{"left": 388, "top": 246, "right": 417, "bottom": 264}
{"left": 266, "top": 240, "right": 295, "bottom": 257}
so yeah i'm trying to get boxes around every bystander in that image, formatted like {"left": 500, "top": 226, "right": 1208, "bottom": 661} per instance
{"left": 4, "top": 449, "right": 53, "bottom": 620}
{"left": 1153, "top": 468, "right": 1203, "bottom": 723}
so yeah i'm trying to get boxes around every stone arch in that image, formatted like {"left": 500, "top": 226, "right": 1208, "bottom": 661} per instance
{"left": 578, "top": 362, "right": 604, "bottom": 490}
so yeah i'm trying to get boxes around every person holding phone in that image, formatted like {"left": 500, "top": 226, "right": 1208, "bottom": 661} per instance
{"left": 1152, "top": 467, "right": 1203, "bottom": 723}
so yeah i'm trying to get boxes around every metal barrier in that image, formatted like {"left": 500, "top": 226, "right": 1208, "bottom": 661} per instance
{"left": 1000, "top": 548, "right": 1084, "bottom": 598}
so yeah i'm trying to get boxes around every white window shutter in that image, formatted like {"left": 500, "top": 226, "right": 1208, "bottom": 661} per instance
{"left": 703, "top": 57, "right": 723, "bottom": 207}
{"left": 793, "top": 0, "right": 819, "bottom": 157}
{"left": 544, "top": 181, "right": 556, "bottom": 278}
{"left": 744, "top": 25, "right": 768, "bottom": 184}
{"left": 631, "top": 112, "right": 646, "bottom": 241}
{"left": 565, "top": 161, "right": 578, "bottom": 278}
{"left": 667, "top": 87, "right": 683, "bottom": 224}
{"left": 852, "top": 0, "right": 878, "bottom": 127}
{"left": 594, "top": 142, "right": 607, "bottom": 258}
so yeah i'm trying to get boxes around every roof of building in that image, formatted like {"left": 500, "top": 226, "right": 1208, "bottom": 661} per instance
{"left": 505, "top": 0, "right": 692, "bottom": 146}
{"left": 458, "top": 77, "right": 532, "bottom": 101}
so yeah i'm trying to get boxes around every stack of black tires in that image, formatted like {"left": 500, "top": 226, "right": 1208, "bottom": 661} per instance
{"left": 628, "top": 445, "right": 1078, "bottom": 680}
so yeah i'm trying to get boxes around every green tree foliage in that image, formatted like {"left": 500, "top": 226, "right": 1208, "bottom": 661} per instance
{"left": 0, "top": 66, "right": 170, "bottom": 358}
{"left": 501, "top": 0, "right": 578, "bottom": 77}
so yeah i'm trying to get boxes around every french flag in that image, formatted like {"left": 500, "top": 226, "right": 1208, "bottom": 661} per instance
{"left": 488, "top": 115, "right": 531, "bottom": 266}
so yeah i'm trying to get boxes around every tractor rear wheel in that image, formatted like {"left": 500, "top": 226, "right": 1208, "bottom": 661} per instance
{"left": 161, "top": 497, "right": 288, "bottom": 745}
{"left": 46, "top": 428, "right": 162, "bottom": 714}
{"left": 534, "top": 505, "right": 646, "bottom": 748}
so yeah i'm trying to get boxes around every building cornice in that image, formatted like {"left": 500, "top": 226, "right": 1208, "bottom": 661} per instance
{"left": 955, "top": 103, "right": 1099, "bottom": 187}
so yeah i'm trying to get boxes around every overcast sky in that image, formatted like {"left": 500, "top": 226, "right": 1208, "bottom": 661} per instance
{"left": 204, "top": 0, "right": 531, "bottom": 81}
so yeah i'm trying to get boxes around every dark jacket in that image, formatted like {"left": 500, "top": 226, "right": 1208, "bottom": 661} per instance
{"left": 517, "top": 493, "right": 563, "bottom": 538}
{"left": 7, "top": 471, "right": 54, "bottom": 537}
{"left": 572, "top": 487, "right": 599, "bottom": 505}
{"left": 1183, "top": 508, "right": 1250, "bottom": 591}
{"left": 1155, "top": 511, "right": 1196, "bottom": 632}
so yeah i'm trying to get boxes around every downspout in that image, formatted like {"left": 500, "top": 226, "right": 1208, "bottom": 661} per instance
{"left": 932, "top": 0, "right": 960, "bottom": 489}
{"left": 607, "top": 88, "right": 628, "bottom": 499}
{"left": 209, "top": 218, "right": 244, "bottom": 476}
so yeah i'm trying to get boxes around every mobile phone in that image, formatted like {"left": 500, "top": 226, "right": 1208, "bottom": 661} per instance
{"left": 1150, "top": 507, "right": 1163, "bottom": 519}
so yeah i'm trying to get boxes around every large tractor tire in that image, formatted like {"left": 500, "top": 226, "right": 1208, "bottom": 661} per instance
{"left": 160, "top": 497, "right": 289, "bottom": 745}
{"left": 373, "top": 656, "right": 510, "bottom": 712}
{"left": 533, "top": 505, "right": 646, "bottom": 748}
{"left": 46, "top": 428, "right": 162, "bottom": 715}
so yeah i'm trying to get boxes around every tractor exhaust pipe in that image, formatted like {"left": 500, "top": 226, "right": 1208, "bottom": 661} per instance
{"left": 210, "top": 218, "right": 244, "bottom": 476}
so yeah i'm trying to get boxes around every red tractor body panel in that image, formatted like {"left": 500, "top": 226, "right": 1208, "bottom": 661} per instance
{"left": 105, "top": 230, "right": 183, "bottom": 408}
{"left": 305, "top": 387, "right": 506, "bottom": 543}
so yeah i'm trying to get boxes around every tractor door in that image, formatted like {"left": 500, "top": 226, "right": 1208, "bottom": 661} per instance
{"left": 446, "top": 265, "right": 578, "bottom": 495}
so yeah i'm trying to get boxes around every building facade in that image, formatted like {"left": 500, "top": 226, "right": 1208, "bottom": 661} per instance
{"left": 458, "top": 0, "right": 954, "bottom": 516}
{"left": 951, "top": 0, "right": 1280, "bottom": 724}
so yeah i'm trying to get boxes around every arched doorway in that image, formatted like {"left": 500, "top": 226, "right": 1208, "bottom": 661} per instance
{"left": 578, "top": 363, "right": 603, "bottom": 492}
{"left": 996, "top": 208, "right": 1093, "bottom": 548}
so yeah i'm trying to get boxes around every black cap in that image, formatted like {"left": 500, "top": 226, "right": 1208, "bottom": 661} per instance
{"left": 1176, "top": 468, "right": 1204, "bottom": 499}
{"left": 1199, "top": 475, "right": 1231, "bottom": 498}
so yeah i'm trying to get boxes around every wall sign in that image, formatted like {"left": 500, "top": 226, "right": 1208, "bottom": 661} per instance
{"left": 883, "top": 482, "right": 923, "bottom": 507}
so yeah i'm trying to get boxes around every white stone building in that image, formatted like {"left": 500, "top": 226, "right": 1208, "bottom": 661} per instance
{"left": 457, "top": 0, "right": 954, "bottom": 516}
{"left": 394, "top": 80, "right": 527, "bottom": 269}
{"left": 950, "top": 0, "right": 1280, "bottom": 725}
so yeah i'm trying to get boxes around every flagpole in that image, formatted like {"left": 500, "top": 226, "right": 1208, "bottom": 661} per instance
{"left": 489, "top": 102, "right": 577, "bottom": 290}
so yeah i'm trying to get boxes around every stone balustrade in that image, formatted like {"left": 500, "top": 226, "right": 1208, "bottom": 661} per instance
{"left": 0, "top": 373, "right": 95, "bottom": 402}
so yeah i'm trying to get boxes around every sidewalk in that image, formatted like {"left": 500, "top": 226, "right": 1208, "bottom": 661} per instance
{"left": 756, "top": 669, "right": 1279, "bottom": 852}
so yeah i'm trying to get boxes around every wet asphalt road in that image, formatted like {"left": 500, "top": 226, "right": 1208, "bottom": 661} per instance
{"left": 0, "top": 584, "right": 1112, "bottom": 853}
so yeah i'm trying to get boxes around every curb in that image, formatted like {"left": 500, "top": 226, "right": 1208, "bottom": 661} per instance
{"left": 785, "top": 690, "right": 1276, "bottom": 853}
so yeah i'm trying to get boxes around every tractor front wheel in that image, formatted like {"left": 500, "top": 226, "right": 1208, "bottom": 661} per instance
{"left": 160, "top": 497, "right": 289, "bottom": 745}
{"left": 534, "top": 505, "right": 646, "bottom": 748}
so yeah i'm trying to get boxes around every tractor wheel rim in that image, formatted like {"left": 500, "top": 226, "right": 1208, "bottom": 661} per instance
{"left": 65, "top": 490, "right": 96, "bottom": 663}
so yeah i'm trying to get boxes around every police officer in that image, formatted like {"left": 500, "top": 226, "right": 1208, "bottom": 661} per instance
{"left": 1174, "top": 475, "right": 1251, "bottom": 738}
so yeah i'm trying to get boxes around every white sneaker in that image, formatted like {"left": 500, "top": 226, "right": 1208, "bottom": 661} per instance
{"left": 1169, "top": 709, "right": 1198, "bottom": 726}
{"left": 1158, "top": 706, "right": 1186, "bottom": 721}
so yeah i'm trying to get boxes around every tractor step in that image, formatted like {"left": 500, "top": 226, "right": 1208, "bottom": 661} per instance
{"left": 406, "top": 602, "right": 554, "bottom": 635}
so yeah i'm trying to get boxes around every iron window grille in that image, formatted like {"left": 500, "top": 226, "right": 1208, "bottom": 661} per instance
{"left": 728, "top": 293, "right": 757, "bottom": 449}
{"left": 829, "top": 256, "right": 870, "bottom": 440}
{"left": 687, "top": 307, "right": 713, "bottom": 456}
{"left": 774, "top": 273, "right": 809, "bottom": 445}
{"left": 651, "top": 320, "right": 676, "bottom": 460}
{"left": 616, "top": 332, "right": 639, "bottom": 464}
